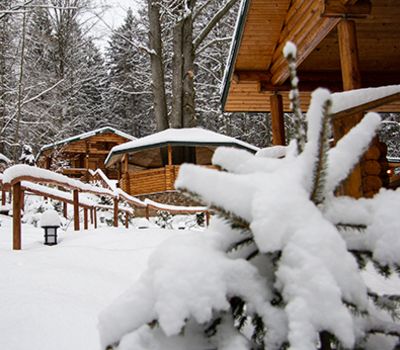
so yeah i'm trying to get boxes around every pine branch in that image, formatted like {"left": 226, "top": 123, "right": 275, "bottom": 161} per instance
{"left": 180, "top": 189, "right": 252, "bottom": 235}
{"left": 230, "top": 297, "right": 247, "bottom": 331}
{"left": 310, "top": 98, "right": 332, "bottom": 205}
{"left": 336, "top": 223, "right": 367, "bottom": 233}
{"left": 368, "top": 291, "right": 400, "bottom": 320}
{"left": 226, "top": 236, "right": 254, "bottom": 253}
{"left": 252, "top": 314, "right": 266, "bottom": 347}
{"left": 283, "top": 42, "right": 307, "bottom": 153}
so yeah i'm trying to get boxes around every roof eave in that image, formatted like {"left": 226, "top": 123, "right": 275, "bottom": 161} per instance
{"left": 104, "top": 140, "right": 259, "bottom": 168}
{"left": 220, "top": 0, "right": 251, "bottom": 111}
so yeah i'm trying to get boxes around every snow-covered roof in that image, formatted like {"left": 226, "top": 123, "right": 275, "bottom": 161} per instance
{"left": 105, "top": 128, "right": 259, "bottom": 166}
{"left": 331, "top": 85, "right": 400, "bottom": 117}
{"left": 0, "top": 153, "right": 11, "bottom": 164}
{"left": 38, "top": 127, "right": 136, "bottom": 155}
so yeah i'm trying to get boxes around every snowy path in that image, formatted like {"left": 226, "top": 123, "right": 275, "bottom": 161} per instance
{"left": 0, "top": 215, "right": 187, "bottom": 350}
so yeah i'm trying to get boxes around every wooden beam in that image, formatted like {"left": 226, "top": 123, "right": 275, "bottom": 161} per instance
{"left": 271, "top": 15, "right": 340, "bottom": 85}
{"left": 233, "top": 71, "right": 271, "bottom": 83}
{"left": 113, "top": 198, "right": 118, "bottom": 227}
{"left": 84, "top": 207, "right": 88, "bottom": 230}
{"left": 322, "top": 0, "right": 371, "bottom": 17}
{"left": 73, "top": 189, "right": 80, "bottom": 231}
{"left": 334, "top": 18, "right": 363, "bottom": 198}
{"left": 338, "top": 19, "right": 361, "bottom": 90}
{"left": 13, "top": 182, "right": 22, "bottom": 250}
{"left": 270, "top": 94, "right": 286, "bottom": 145}
{"left": 167, "top": 144, "right": 172, "bottom": 166}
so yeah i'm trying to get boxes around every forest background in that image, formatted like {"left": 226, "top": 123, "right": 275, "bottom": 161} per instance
{"left": 0, "top": 0, "right": 398, "bottom": 162}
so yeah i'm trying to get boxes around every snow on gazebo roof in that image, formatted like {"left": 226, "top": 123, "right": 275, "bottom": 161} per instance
{"left": 105, "top": 128, "right": 259, "bottom": 167}
{"left": 0, "top": 153, "right": 11, "bottom": 164}
{"left": 38, "top": 126, "right": 136, "bottom": 154}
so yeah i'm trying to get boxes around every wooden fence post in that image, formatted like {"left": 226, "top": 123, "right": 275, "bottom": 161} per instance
{"left": 63, "top": 201, "right": 68, "bottom": 218}
{"left": 94, "top": 208, "right": 97, "bottom": 229}
{"left": 20, "top": 189, "right": 25, "bottom": 212}
{"left": 113, "top": 198, "right": 119, "bottom": 227}
{"left": 83, "top": 207, "right": 88, "bottom": 230}
{"left": 125, "top": 212, "right": 129, "bottom": 228}
{"left": 205, "top": 211, "right": 210, "bottom": 226}
{"left": 73, "top": 189, "right": 80, "bottom": 231}
{"left": 1, "top": 189, "right": 5, "bottom": 206}
{"left": 90, "top": 208, "right": 94, "bottom": 225}
{"left": 13, "top": 182, "right": 22, "bottom": 250}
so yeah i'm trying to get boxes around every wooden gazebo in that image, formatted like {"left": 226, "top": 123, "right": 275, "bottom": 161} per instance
{"left": 105, "top": 128, "right": 259, "bottom": 197}
{"left": 221, "top": 0, "right": 400, "bottom": 196}
{"left": 36, "top": 127, "right": 135, "bottom": 181}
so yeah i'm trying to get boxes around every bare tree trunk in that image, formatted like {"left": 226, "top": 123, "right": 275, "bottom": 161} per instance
{"left": 148, "top": 0, "right": 169, "bottom": 131}
{"left": 171, "top": 19, "right": 184, "bottom": 129}
{"left": 182, "top": 0, "right": 196, "bottom": 128}
{"left": 14, "top": 7, "right": 27, "bottom": 161}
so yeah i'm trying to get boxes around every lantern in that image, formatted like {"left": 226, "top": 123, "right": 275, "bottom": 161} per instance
{"left": 40, "top": 209, "right": 61, "bottom": 246}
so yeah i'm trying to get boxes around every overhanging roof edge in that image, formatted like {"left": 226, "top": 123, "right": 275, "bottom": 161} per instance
{"left": 104, "top": 140, "right": 259, "bottom": 167}
{"left": 220, "top": 0, "right": 251, "bottom": 111}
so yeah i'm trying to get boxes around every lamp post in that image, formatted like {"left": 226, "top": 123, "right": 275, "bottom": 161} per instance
{"left": 40, "top": 209, "right": 61, "bottom": 246}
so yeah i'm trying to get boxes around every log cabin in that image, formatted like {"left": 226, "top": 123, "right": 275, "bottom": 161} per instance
{"left": 221, "top": 0, "right": 400, "bottom": 196}
{"left": 104, "top": 128, "right": 258, "bottom": 201}
{"left": 36, "top": 127, "right": 135, "bottom": 181}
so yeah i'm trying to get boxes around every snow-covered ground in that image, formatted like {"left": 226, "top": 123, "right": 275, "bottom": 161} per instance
{"left": 0, "top": 214, "right": 190, "bottom": 350}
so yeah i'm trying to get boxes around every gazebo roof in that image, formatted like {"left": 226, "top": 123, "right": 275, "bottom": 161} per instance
{"left": 221, "top": 0, "right": 400, "bottom": 112}
{"left": 105, "top": 128, "right": 259, "bottom": 167}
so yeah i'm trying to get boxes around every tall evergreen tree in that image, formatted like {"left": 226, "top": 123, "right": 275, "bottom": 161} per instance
{"left": 105, "top": 8, "right": 154, "bottom": 138}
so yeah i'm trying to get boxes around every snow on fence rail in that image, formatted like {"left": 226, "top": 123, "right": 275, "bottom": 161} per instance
{"left": 1, "top": 165, "right": 211, "bottom": 250}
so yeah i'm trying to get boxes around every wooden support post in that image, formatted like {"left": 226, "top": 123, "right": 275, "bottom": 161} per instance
{"left": 94, "top": 208, "right": 97, "bottom": 229}
{"left": 73, "top": 189, "right": 80, "bottom": 231}
{"left": 90, "top": 208, "right": 94, "bottom": 224}
{"left": 338, "top": 19, "right": 361, "bottom": 91}
{"left": 1, "top": 189, "right": 6, "bottom": 206}
{"left": 335, "top": 18, "right": 363, "bottom": 198}
{"left": 167, "top": 144, "right": 173, "bottom": 166}
{"left": 125, "top": 212, "right": 129, "bottom": 228}
{"left": 20, "top": 189, "right": 25, "bottom": 212}
{"left": 145, "top": 206, "right": 149, "bottom": 220}
{"left": 113, "top": 198, "right": 118, "bottom": 227}
{"left": 13, "top": 182, "right": 22, "bottom": 250}
{"left": 83, "top": 207, "right": 88, "bottom": 230}
{"left": 205, "top": 211, "right": 210, "bottom": 226}
{"left": 270, "top": 93, "right": 286, "bottom": 146}
{"left": 63, "top": 201, "right": 67, "bottom": 218}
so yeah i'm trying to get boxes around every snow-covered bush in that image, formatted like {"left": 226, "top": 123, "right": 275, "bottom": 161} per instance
{"left": 19, "top": 145, "right": 35, "bottom": 166}
{"left": 98, "top": 43, "right": 400, "bottom": 350}
{"left": 155, "top": 210, "right": 173, "bottom": 229}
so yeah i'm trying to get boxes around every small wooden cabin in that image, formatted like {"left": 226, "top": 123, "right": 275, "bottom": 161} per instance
{"left": 221, "top": 0, "right": 400, "bottom": 197}
{"left": 104, "top": 128, "right": 259, "bottom": 197}
{"left": 37, "top": 127, "right": 135, "bottom": 180}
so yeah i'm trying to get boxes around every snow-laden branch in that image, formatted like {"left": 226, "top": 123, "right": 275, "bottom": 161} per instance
{"left": 196, "top": 36, "right": 232, "bottom": 54}
{"left": 193, "top": 0, "right": 239, "bottom": 50}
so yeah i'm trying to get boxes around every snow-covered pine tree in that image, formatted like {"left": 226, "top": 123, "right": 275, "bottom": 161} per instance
{"left": 19, "top": 144, "right": 35, "bottom": 166}
{"left": 99, "top": 42, "right": 400, "bottom": 350}
{"left": 105, "top": 7, "right": 154, "bottom": 138}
